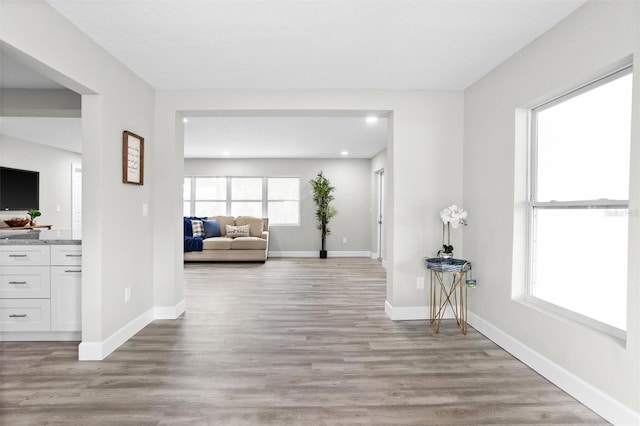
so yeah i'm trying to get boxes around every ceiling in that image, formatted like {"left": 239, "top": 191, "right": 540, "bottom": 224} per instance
{"left": 1, "top": 0, "right": 588, "bottom": 158}
{"left": 45, "top": 0, "right": 587, "bottom": 91}
{"left": 184, "top": 114, "right": 388, "bottom": 158}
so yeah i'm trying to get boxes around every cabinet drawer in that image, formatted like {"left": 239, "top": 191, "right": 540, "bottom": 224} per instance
{"left": 51, "top": 245, "right": 82, "bottom": 266}
{"left": 0, "top": 246, "right": 50, "bottom": 266}
{"left": 0, "top": 266, "right": 50, "bottom": 298}
{"left": 0, "top": 299, "right": 51, "bottom": 332}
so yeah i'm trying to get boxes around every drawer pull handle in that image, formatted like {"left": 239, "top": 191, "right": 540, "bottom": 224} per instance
{"left": 65, "top": 254, "right": 82, "bottom": 257}
{"left": 9, "top": 314, "right": 27, "bottom": 318}
{"left": 65, "top": 270, "right": 82, "bottom": 273}
{"left": 9, "top": 254, "right": 28, "bottom": 258}
{"left": 9, "top": 281, "right": 27, "bottom": 285}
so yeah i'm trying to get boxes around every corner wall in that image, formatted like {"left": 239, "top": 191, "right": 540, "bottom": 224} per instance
{"left": 463, "top": 1, "right": 640, "bottom": 422}
{"left": 0, "top": 0, "right": 157, "bottom": 359}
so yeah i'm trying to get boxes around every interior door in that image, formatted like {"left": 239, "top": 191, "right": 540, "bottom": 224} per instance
{"left": 377, "top": 169, "right": 385, "bottom": 262}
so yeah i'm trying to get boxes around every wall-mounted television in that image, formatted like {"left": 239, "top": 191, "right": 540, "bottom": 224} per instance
{"left": 0, "top": 167, "right": 40, "bottom": 211}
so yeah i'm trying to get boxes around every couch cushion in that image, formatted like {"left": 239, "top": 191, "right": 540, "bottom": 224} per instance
{"left": 226, "top": 224, "right": 250, "bottom": 238}
{"left": 235, "top": 216, "right": 264, "bottom": 237}
{"left": 202, "top": 237, "right": 233, "bottom": 250}
{"left": 208, "top": 216, "right": 236, "bottom": 236}
{"left": 203, "top": 219, "right": 221, "bottom": 238}
{"left": 230, "top": 236, "right": 267, "bottom": 250}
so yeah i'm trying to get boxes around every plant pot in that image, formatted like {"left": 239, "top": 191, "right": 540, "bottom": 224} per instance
{"left": 319, "top": 250, "right": 328, "bottom": 259}
{"left": 438, "top": 252, "right": 453, "bottom": 259}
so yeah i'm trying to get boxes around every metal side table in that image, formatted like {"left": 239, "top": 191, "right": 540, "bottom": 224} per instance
{"left": 424, "top": 257, "right": 472, "bottom": 335}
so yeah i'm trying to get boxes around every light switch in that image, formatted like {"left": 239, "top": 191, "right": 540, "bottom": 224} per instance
{"left": 142, "top": 203, "right": 149, "bottom": 216}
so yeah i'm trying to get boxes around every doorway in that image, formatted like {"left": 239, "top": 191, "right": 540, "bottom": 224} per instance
{"left": 376, "top": 169, "right": 385, "bottom": 263}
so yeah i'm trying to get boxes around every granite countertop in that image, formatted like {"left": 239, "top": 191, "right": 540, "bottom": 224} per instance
{"left": 0, "top": 229, "right": 81, "bottom": 245}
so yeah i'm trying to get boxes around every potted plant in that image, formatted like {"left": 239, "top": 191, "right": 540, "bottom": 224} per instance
{"left": 438, "top": 205, "right": 467, "bottom": 258}
{"left": 27, "top": 209, "right": 41, "bottom": 226}
{"left": 310, "top": 171, "right": 338, "bottom": 258}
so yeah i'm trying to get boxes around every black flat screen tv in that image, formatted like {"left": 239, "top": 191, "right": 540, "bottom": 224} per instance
{"left": 0, "top": 167, "right": 40, "bottom": 211}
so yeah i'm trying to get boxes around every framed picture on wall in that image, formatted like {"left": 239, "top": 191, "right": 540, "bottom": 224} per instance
{"left": 123, "top": 131, "right": 144, "bottom": 185}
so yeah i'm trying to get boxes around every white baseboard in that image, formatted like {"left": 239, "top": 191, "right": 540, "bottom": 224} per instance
{"left": 79, "top": 308, "right": 154, "bottom": 361}
{"left": 79, "top": 299, "right": 186, "bottom": 361}
{"left": 269, "top": 251, "right": 372, "bottom": 258}
{"left": 384, "top": 300, "right": 455, "bottom": 321}
{"left": 467, "top": 311, "right": 640, "bottom": 426}
{"left": 385, "top": 300, "right": 429, "bottom": 320}
{"left": 154, "top": 299, "right": 186, "bottom": 319}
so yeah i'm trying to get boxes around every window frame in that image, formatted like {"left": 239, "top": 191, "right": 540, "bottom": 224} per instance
{"left": 266, "top": 177, "right": 301, "bottom": 227}
{"left": 184, "top": 175, "right": 301, "bottom": 226}
{"left": 526, "top": 65, "right": 632, "bottom": 339}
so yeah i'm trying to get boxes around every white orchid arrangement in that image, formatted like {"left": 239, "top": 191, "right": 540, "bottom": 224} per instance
{"left": 439, "top": 205, "right": 468, "bottom": 254}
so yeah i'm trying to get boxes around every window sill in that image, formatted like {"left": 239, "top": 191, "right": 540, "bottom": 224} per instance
{"left": 516, "top": 296, "right": 627, "bottom": 344}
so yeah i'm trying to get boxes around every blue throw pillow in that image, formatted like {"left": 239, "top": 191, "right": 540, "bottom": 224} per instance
{"left": 203, "top": 219, "right": 221, "bottom": 238}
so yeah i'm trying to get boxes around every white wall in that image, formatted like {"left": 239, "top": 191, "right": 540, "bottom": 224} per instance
{"left": 0, "top": 88, "right": 80, "bottom": 117}
{"left": 0, "top": 0, "right": 157, "bottom": 359}
{"left": 463, "top": 1, "right": 640, "bottom": 422}
{"left": 155, "top": 90, "right": 464, "bottom": 322}
{"left": 0, "top": 135, "right": 80, "bottom": 229}
{"left": 185, "top": 158, "right": 371, "bottom": 254}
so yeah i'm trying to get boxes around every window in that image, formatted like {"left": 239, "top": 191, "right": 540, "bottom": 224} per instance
{"left": 194, "top": 177, "right": 226, "bottom": 217}
{"left": 268, "top": 177, "right": 300, "bottom": 225}
{"left": 230, "top": 177, "right": 263, "bottom": 217}
{"left": 528, "top": 66, "right": 632, "bottom": 335}
{"left": 184, "top": 176, "right": 300, "bottom": 225}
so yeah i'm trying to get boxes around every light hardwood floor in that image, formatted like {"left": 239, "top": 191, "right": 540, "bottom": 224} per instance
{"left": 1, "top": 258, "right": 607, "bottom": 425}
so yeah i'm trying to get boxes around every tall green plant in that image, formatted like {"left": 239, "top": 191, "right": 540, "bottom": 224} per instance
{"left": 310, "top": 171, "right": 338, "bottom": 254}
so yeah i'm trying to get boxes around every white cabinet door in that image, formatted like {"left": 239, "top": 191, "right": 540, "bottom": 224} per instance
{"left": 50, "top": 266, "right": 81, "bottom": 331}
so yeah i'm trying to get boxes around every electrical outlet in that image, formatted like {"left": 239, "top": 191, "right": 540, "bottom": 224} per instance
{"left": 124, "top": 287, "right": 131, "bottom": 303}
{"left": 417, "top": 277, "right": 424, "bottom": 289}
{"left": 342, "top": 237, "right": 348, "bottom": 244}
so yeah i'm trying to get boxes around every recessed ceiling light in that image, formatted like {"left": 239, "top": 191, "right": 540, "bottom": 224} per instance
{"left": 365, "top": 116, "right": 378, "bottom": 124}
{"left": 222, "top": 151, "right": 230, "bottom": 156}
{"left": 183, "top": 117, "right": 189, "bottom": 123}
{"left": 340, "top": 151, "right": 349, "bottom": 156}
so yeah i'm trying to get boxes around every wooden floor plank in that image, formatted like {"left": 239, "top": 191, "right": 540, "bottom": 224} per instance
{"left": 1, "top": 258, "right": 608, "bottom": 425}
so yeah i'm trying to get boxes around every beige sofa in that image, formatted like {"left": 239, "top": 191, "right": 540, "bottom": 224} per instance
{"left": 184, "top": 216, "right": 269, "bottom": 262}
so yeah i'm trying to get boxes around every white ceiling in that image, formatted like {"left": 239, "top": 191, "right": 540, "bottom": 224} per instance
{"left": 184, "top": 114, "right": 388, "bottom": 158}
{"left": 2, "top": 0, "right": 588, "bottom": 158}
{"left": 45, "top": 0, "right": 587, "bottom": 91}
